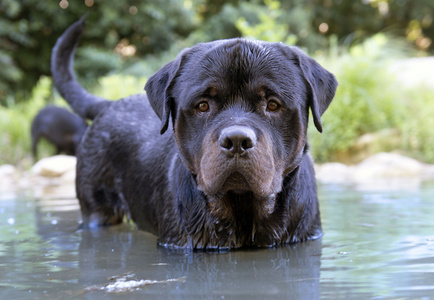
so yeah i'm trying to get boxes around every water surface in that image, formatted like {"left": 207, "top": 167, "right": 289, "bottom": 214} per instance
{"left": 1, "top": 182, "right": 433, "bottom": 299}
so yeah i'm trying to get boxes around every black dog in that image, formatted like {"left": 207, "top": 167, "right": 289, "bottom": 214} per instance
{"left": 51, "top": 17, "right": 337, "bottom": 250}
{"left": 31, "top": 105, "right": 88, "bottom": 158}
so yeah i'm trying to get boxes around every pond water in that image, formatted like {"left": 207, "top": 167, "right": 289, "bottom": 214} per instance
{"left": 1, "top": 182, "right": 434, "bottom": 299}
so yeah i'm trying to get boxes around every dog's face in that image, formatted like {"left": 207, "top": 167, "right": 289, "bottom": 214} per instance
{"left": 146, "top": 39, "right": 337, "bottom": 220}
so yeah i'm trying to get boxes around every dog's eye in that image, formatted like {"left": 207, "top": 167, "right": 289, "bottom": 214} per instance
{"left": 197, "top": 101, "right": 210, "bottom": 112}
{"left": 266, "top": 100, "right": 280, "bottom": 112}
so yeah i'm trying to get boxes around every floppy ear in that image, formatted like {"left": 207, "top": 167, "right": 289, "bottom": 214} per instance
{"left": 291, "top": 47, "right": 338, "bottom": 133}
{"left": 145, "top": 48, "right": 190, "bottom": 134}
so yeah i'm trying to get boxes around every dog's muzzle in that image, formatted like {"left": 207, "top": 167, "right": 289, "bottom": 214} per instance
{"left": 198, "top": 121, "right": 278, "bottom": 199}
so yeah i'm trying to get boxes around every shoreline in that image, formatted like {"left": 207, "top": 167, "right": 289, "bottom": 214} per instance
{"left": 1, "top": 152, "right": 434, "bottom": 200}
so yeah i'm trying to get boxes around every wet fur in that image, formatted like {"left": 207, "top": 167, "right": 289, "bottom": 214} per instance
{"left": 51, "top": 17, "right": 337, "bottom": 250}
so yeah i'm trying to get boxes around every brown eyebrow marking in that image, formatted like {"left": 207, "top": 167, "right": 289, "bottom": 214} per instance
{"left": 257, "top": 86, "right": 267, "bottom": 98}
{"left": 207, "top": 86, "right": 218, "bottom": 97}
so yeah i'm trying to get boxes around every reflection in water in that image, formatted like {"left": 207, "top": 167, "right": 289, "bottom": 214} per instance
{"left": 0, "top": 183, "right": 434, "bottom": 298}
{"left": 318, "top": 183, "right": 434, "bottom": 299}
{"left": 77, "top": 227, "right": 322, "bottom": 298}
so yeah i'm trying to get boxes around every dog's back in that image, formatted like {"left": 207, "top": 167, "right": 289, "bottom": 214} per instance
{"left": 31, "top": 105, "right": 88, "bottom": 157}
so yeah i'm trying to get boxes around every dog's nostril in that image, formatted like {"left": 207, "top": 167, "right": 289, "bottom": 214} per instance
{"left": 220, "top": 138, "right": 233, "bottom": 150}
{"left": 241, "top": 139, "right": 253, "bottom": 150}
{"left": 219, "top": 126, "right": 257, "bottom": 155}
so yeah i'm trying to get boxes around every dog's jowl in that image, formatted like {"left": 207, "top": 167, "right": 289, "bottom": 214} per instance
{"left": 52, "top": 17, "right": 338, "bottom": 250}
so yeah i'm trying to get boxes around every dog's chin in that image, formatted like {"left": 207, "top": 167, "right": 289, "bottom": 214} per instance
{"left": 198, "top": 171, "right": 278, "bottom": 220}
{"left": 198, "top": 171, "right": 252, "bottom": 197}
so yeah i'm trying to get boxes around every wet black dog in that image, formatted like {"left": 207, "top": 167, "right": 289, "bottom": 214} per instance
{"left": 52, "top": 17, "right": 337, "bottom": 250}
{"left": 31, "top": 105, "right": 88, "bottom": 158}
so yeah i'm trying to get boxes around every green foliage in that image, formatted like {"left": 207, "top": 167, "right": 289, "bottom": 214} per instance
{"left": 398, "top": 88, "right": 434, "bottom": 163}
{"left": 236, "top": 0, "right": 297, "bottom": 44}
{"left": 309, "top": 35, "right": 405, "bottom": 162}
{"left": 306, "top": 0, "right": 434, "bottom": 51}
{"left": 90, "top": 75, "right": 147, "bottom": 100}
{"left": 0, "top": 0, "right": 197, "bottom": 104}
{"left": 74, "top": 46, "right": 123, "bottom": 88}
{"left": 1, "top": 0, "right": 433, "bottom": 105}
{"left": 0, "top": 77, "right": 62, "bottom": 167}
{"left": 308, "top": 35, "right": 434, "bottom": 164}
{"left": 189, "top": 0, "right": 320, "bottom": 48}
{"left": 187, "top": 1, "right": 262, "bottom": 43}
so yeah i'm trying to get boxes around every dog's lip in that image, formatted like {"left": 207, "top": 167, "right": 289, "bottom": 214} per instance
{"left": 221, "top": 171, "right": 251, "bottom": 193}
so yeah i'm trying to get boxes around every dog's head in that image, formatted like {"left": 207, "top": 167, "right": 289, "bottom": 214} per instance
{"left": 145, "top": 39, "right": 337, "bottom": 220}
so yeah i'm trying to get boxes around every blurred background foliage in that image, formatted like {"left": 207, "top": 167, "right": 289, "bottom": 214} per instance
{"left": 0, "top": 0, "right": 433, "bottom": 167}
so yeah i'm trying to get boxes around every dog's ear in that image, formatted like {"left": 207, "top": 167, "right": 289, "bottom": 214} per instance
{"left": 290, "top": 47, "right": 338, "bottom": 133}
{"left": 145, "top": 48, "right": 190, "bottom": 134}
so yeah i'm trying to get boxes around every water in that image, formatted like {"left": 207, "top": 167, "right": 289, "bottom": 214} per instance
{"left": 1, "top": 182, "right": 434, "bottom": 299}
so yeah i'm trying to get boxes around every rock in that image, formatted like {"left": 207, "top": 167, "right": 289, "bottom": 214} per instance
{"left": 0, "top": 164, "right": 16, "bottom": 178}
{"left": 424, "top": 165, "right": 434, "bottom": 179}
{"left": 0, "top": 164, "right": 18, "bottom": 198}
{"left": 31, "top": 155, "right": 77, "bottom": 178}
{"left": 315, "top": 162, "right": 352, "bottom": 185}
{"left": 316, "top": 152, "right": 434, "bottom": 189}
{"left": 353, "top": 152, "right": 425, "bottom": 180}
{"left": 60, "top": 168, "right": 76, "bottom": 184}
{"left": 4, "top": 155, "right": 80, "bottom": 199}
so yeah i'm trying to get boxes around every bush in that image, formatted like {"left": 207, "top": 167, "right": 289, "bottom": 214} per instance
{"left": 398, "top": 88, "right": 434, "bottom": 163}
{"left": 0, "top": 77, "right": 63, "bottom": 168}
{"left": 308, "top": 35, "right": 407, "bottom": 162}
{"left": 90, "top": 74, "right": 147, "bottom": 100}
{"left": 308, "top": 35, "right": 434, "bottom": 164}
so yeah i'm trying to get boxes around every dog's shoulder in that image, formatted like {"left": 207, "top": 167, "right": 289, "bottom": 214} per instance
{"left": 84, "top": 93, "right": 173, "bottom": 156}
{"left": 94, "top": 94, "right": 160, "bottom": 128}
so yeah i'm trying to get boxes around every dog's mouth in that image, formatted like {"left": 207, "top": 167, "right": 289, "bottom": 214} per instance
{"left": 221, "top": 172, "right": 251, "bottom": 194}
{"left": 197, "top": 155, "right": 280, "bottom": 199}
{"left": 205, "top": 170, "right": 278, "bottom": 221}
{"left": 197, "top": 126, "right": 282, "bottom": 200}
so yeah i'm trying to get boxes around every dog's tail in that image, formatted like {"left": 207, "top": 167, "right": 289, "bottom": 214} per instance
{"left": 51, "top": 16, "right": 111, "bottom": 120}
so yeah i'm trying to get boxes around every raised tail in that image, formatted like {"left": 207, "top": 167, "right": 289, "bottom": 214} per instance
{"left": 51, "top": 16, "right": 111, "bottom": 120}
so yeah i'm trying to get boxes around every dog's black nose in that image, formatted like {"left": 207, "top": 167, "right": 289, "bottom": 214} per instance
{"left": 218, "top": 126, "right": 257, "bottom": 156}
